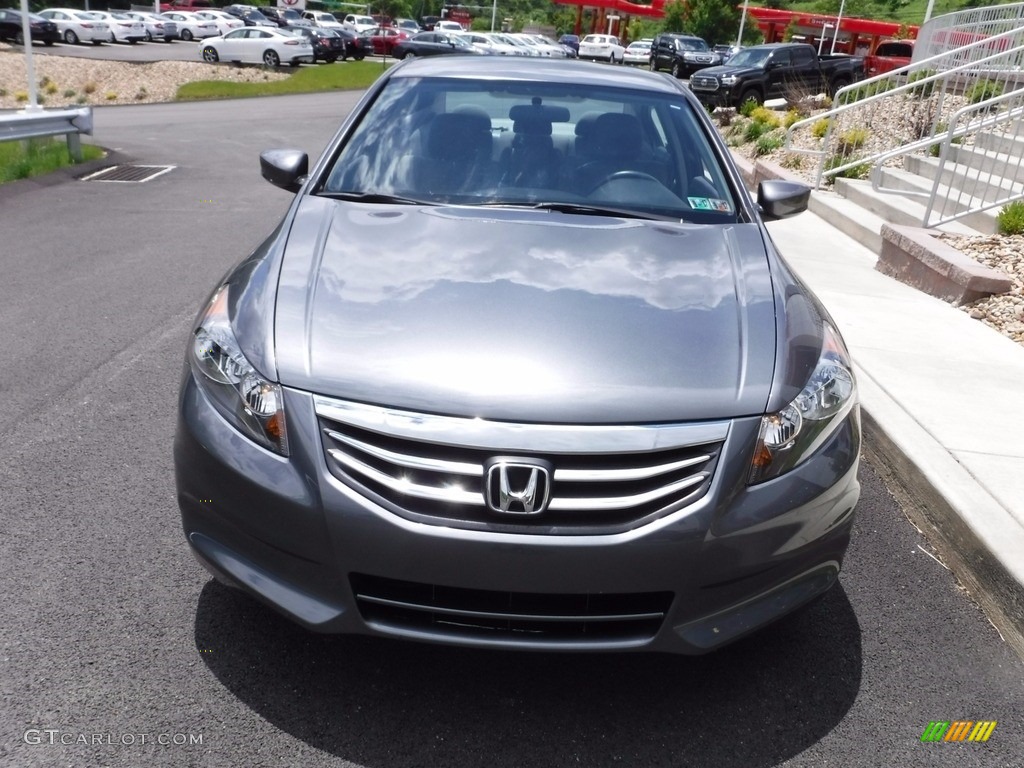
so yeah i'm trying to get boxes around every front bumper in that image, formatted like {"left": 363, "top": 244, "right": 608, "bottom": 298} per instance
{"left": 175, "top": 373, "right": 861, "bottom": 655}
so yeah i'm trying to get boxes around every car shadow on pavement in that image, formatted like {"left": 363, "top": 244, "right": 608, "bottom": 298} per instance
{"left": 194, "top": 579, "right": 861, "bottom": 766}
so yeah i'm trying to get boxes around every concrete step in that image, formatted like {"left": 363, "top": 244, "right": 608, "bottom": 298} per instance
{"left": 946, "top": 143, "right": 1024, "bottom": 186}
{"left": 873, "top": 167, "right": 1000, "bottom": 234}
{"left": 975, "top": 129, "right": 1024, "bottom": 157}
{"left": 835, "top": 175, "right": 993, "bottom": 235}
{"left": 904, "top": 152, "right": 1024, "bottom": 204}
{"left": 807, "top": 189, "right": 886, "bottom": 255}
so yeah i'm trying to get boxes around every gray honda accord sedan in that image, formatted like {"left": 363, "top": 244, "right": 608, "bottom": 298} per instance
{"left": 174, "top": 57, "right": 860, "bottom": 654}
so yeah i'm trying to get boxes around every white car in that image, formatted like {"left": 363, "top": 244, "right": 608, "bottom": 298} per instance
{"left": 623, "top": 39, "right": 652, "bottom": 66}
{"left": 89, "top": 11, "right": 146, "bottom": 44}
{"left": 160, "top": 11, "right": 219, "bottom": 41}
{"left": 458, "top": 32, "right": 520, "bottom": 56}
{"left": 38, "top": 8, "right": 109, "bottom": 45}
{"left": 578, "top": 33, "right": 625, "bottom": 64}
{"left": 341, "top": 14, "right": 375, "bottom": 34}
{"left": 122, "top": 11, "right": 177, "bottom": 43}
{"left": 516, "top": 33, "right": 569, "bottom": 58}
{"left": 490, "top": 32, "right": 536, "bottom": 56}
{"left": 434, "top": 19, "right": 463, "bottom": 31}
{"left": 302, "top": 10, "right": 341, "bottom": 29}
{"left": 200, "top": 26, "right": 313, "bottom": 67}
{"left": 194, "top": 10, "right": 245, "bottom": 36}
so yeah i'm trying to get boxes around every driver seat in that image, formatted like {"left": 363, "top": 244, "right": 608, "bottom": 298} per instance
{"left": 570, "top": 113, "right": 668, "bottom": 193}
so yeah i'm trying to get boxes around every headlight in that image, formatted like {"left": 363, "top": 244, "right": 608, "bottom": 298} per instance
{"left": 749, "top": 323, "right": 856, "bottom": 484}
{"left": 720, "top": 75, "right": 738, "bottom": 85}
{"left": 189, "top": 284, "right": 289, "bottom": 455}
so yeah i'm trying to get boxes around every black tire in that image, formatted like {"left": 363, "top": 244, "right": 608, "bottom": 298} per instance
{"left": 829, "top": 77, "right": 851, "bottom": 98}
{"left": 288, "top": 60, "right": 300, "bottom": 67}
{"left": 92, "top": 39, "right": 103, "bottom": 46}
{"left": 671, "top": 60, "right": 683, "bottom": 79}
{"left": 263, "top": 49, "right": 280, "bottom": 67}
{"left": 144, "top": 30, "right": 152, "bottom": 42}
{"left": 14, "top": 30, "right": 24, "bottom": 45}
{"left": 354, "top": 52, "right": 364, "bottom": 61}
{"left": 737, "top": 87, "right": 763, "bottom": 108}
{"left": 202, "top": 45, "right": 218, "bottom": 63}
{"left": 44, "top": 40, "right": 54, "bottom": 46}
{"left": 325, "top": 55, "right": 337, "bottom": 63}
{"left": 64, "top": 29, "right": 79, "bottom": 45}
{"left": 403, "top": 50, "right": 415, "bottom": 58}
{"left": 181, "top": 28, "right": 193, "bottom": 42}
{"left": 109, "top": 31, "right": 116, "bottom": 43}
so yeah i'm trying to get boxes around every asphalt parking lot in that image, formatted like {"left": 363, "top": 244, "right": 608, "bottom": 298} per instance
{"left": 0, "top": 93, "right": 1022, "bottom": 767}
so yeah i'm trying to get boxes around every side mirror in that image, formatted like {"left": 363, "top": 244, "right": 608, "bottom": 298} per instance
{"left": 757, "top": 179, "right": 810, "bottom": 220}
{"left": 260, "top": 148, "right": 308, "bottom": 193}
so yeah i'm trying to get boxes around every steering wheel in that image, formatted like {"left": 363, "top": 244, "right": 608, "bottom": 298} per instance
{"left": 585, "top": 169, "right": 662, "bottom": 196}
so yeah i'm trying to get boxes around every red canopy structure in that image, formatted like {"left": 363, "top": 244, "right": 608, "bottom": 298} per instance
{"left": 553, "top": 1, "right": 917, "bottom": 50}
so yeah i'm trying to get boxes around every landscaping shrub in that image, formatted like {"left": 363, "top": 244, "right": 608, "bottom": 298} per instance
{"left": 738, "top": 98, "right": 758, "bottom": 118}
{"left": 755, "top": 133, "right": 785, "bottom": 156}
{"left": 997, "top": 201, "right": 1024, "bottom": 235}
{"left": 907, "top": 69, "right": 936, "bottom": 98}
{"left": 811, "top": 117, "right": 831, "bottom": 139}
{"left": 749, "top": 106, "right": 780, "bottom": 128}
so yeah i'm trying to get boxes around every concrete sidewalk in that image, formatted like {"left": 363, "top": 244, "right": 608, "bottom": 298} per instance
{"left": 766, "top": 209, "right": 1024, "bottom": 658}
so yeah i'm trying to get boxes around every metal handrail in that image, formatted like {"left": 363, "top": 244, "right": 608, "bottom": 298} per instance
{"left": 921, "top": 90, "right": 1024, "bottom": 226}
{"left": 785, "top": 26, "right": 1024, "bottom": 186}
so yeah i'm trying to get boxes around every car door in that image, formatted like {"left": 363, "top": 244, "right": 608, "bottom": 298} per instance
{"left": 765, "top": 48, "right": 793, "bottom": 99}
{"left": 790, "top": 45, "right": 821, "bottom": 93}
{"left": 217, "top": 27, "right": 249, "bottom": 58}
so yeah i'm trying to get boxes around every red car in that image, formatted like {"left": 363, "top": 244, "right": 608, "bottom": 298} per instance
{"left": 358, "top": 26, "right": 408, "bottom": 56}
{"left": 865, "top": 39, "right": 914, "bottom": 77}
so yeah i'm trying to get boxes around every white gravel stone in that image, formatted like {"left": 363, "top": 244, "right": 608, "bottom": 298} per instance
{"left": 0, "top": 45, "right": 288, "bottom": 109}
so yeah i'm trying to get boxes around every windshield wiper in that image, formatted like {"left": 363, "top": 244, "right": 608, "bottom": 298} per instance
{"left": 317, "top": 191, "right": 436, "bottom": 205}
{"left": 476, "top": 201, "right": 671, "bottom": 220}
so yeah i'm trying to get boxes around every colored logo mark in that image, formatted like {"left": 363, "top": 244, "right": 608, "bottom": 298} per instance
{"left": 921, "top": 721, "right": 997, "bottom": 742}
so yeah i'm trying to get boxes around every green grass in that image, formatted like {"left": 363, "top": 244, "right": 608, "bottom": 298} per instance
{"left": 0, "top": 138, "right": 105, "bottom": 185}
{"left": 176, "top": 61, "right": 390, "bottom": 101}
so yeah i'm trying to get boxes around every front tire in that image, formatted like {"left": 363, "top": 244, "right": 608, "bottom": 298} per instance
{"left": 202, "top": 45, "right": 218, "bottom": 62}
{"left": 649, "top": 58, "right": 656, "bottom": 71}
{"left": 403, "top": 50, "right": 415, "bottom": 58}
{"left": 64, "top": 29, "right": 79, "bottom": 45}
{"left": 263, "top": 49, "right": 280, "bottom": 66}
{"left": 181, "top": 29, "right": 193, "bottom": 42}
{"left": 671, "top": 60, "right": 683, "bottom": 79}
{"left": 144, "top": 30, "right": 152, "bottom": 42}
{"left": 14, "top": 30, "right": 24, "bottom": 45}
{"left": 109, "top": 31, "right": 116, "bottom": 43}
{"left": 737, "top": 87, "right": 763, "bottom": 109}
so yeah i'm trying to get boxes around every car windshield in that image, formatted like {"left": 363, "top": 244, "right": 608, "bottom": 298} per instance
{"left": 318, "top": 75, "right": 738, "bottom": 223}
{"left": 723, "top": 48, "right": 771, "bottom": 67}
{"left": 677, "top": 39, "right": 708, "bottom": 51}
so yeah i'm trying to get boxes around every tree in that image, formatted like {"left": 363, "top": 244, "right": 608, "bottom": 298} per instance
{"left": 683, "top": 0, "right": 741, "bottom": 45}
{"left": 662, "top": 0, "right": 687, "bottom": 34}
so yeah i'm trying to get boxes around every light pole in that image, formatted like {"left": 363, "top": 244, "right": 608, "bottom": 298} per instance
{"left": 818, "top": 22, "right": 832, "bottom": 55}
{"left": 490, "top": 0, "right": 496, "bottom": 32}
{"left": 830, "top": 0, "right": 847, "bottom": 55}
{"left": 735, "top": 0, "right": 748, "bottom": 48}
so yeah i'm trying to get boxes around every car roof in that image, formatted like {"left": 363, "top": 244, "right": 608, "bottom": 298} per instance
{"left": 388, "top": 56, "right": 686, "bottom": 96}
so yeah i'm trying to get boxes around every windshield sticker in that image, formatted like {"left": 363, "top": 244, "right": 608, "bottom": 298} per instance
{"left": 688, "top": 197, "right": 732, "bottom": 212}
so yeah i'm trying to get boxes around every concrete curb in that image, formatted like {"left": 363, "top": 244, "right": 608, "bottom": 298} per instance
{"left": 857, "top": 371, "right": 1024, "bottom": 658}
{"left": 878, "top": 223, "right": 1013, "bottom": 305}
{"left": 731, "top": 149, "right": 1024, "bottom": 658}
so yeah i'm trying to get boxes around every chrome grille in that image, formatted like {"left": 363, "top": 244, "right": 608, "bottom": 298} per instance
{"left": 316, "top": 397, "right": 726, "bottom": 535}
{"left": 690, "top": 76, "right": 718, "bottom": 91}
{"left": 351, "top": 573, "right": 673, "bottom": 646}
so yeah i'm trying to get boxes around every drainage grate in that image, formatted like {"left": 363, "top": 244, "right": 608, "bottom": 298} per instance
{"left": 81, "top": 165, "right": 175, "bottom": 183}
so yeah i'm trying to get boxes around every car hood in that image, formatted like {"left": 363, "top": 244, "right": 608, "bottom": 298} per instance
{"left": 694, "top": 64, "right": 761, "bottom": 79}
{"left": 271, "top": 196, "right": 779, "bottom": 423}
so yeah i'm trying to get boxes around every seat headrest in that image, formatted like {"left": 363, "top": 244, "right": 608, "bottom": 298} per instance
{"left": 425, "top": 112, "right": 492, "bottom": 160}
{"left": 588, "top": 113, "right": 642, "bottom": 159}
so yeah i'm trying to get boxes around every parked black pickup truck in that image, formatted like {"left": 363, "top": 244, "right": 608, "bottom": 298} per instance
{"left": 689, "top": 43, "right": 865, "bottom": 109}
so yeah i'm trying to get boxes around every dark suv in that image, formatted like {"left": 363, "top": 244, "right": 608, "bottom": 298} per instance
{"left": 649, "top": 33, "right": 721, "bottom": 78}
{"left": 259, "top": 6, "right": 310, "bottom": 27}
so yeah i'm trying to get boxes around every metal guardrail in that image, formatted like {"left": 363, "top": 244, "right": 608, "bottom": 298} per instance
{"left": 0, "top": 107, "right": 94, "bottom": 162}
{"left": 915, "top": 2, "right": 1024, "bottom": 61}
